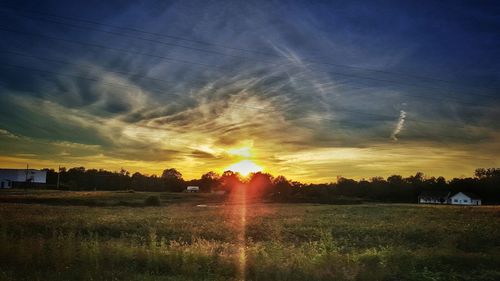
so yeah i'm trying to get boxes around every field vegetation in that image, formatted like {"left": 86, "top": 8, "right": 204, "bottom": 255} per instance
{"left": 0, "top": 190, "right": 499, "bottom": 281}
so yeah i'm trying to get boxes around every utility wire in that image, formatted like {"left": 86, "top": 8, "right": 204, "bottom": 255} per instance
{"left": 0, "top": 27, "right": 220, "bottom": 69}
{"left": 2, "top": 12, "right": 499, "bottom": 98}
{"left": 0, "top": 27, "right": 498, "bottom": 103}
{"left": 0, "top": 62, "right": 488, "bottom": 129}
{"left": 0, "top": 5, "right": 275, "bottom": 56}
{"left": 1, "top": 50, "right": 495, "bottom": 107}
{"left": 1, "top": 4, "right": 498, "bottom": 91}
{"left": 3, "top": 12, "right": 279, "bottom": 65}
{"left": 0, "top": 63, "right": 186, "bottom": 99}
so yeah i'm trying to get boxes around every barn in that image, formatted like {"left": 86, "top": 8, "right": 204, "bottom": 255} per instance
{"left": 0, "top": 168, "right": 47, "bottom": 188}
{"left": 450, "top": 192, "right": 482, "bottom": 206}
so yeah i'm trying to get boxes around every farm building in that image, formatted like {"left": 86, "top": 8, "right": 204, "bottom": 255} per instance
{"left": 186, "top": 186, "right": 200, "bottom": 192}
{"left": 418, "top": 191, "right": 451, "bottom": 204}
{"left": 0, "top": 168, "right": 47, "bottom": 188}
{"left": 450, "top": 192, "right": 481, "bottom": 206}
{"left": 418, "top": 191, "right": 482, "bottom": 205}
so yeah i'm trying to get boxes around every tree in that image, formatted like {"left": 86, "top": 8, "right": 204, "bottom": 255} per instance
{"left": 220, "top": 170, "right": 242, "bottom": 193}
{"left": 273, "top": 175, "right": 292, "bottom": 200}
{"left": 406, "top": 172, "right": 424, "bottom": 185}
{"left": 475, "top": 168, "right": 500, "bottom": 179}
{"left": 200, "top": 171, "right": 220, "bottom": 192}
{"left": 131, "top": 172, "right": 146, "bottom": 190}
{"left": 387, "top": 175, "right": 403, "bottom": 185}
{"left": 248, "top": 172, "right": 274, "bottom": 198}
{"left": 202, "top": 171, "right": 219, "bottom": 181}
{"left": 161, "top": 168, "right": 184, "bottom": 192}
{"left": 161, "top": 168, "right": 183, "bottom": 180}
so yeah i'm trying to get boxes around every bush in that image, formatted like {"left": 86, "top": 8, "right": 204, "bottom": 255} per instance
{"left": 144, "top": 195, "right": 161, "bottom": 206}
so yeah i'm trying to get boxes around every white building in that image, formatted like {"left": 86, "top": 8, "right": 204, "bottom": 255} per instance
{"left": 0, "top": 169, "right": 47, "bottom": 188}
{"left": 418, "top": 191, "right": 482, "bottom": 206}
{"left": 186, "top": 186, "right": 200, "bottom": 192}
{"left": 450, "top": 192, "right": 481, "bottom": 206}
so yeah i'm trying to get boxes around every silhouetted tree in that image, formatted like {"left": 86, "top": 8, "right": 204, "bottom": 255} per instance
{"left": 41, "top": 166, "right": 500, "bottom": 204}
{"left": 248, "top": 172, "right": 274, "bottom": 198}
{"left": 273, "top": 175, "right": 292, "bottom": 200}
{"left": 161, "top": 168, "right": 184, "bottom": 192}
{"left": 220, "top": 170, "right": 242, "bottom": 193}
{"left": 161, "top": 168, "right": 182, "bottom": 180}
{"left": 200, "top": 171, "right": 220, "bottom": 192}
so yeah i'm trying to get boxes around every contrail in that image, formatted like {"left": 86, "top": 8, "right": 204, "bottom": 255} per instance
{"left": 391, "top": 110, "right": 407, "bottom": 141}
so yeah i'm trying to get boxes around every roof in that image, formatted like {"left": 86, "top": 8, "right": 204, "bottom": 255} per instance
{"left": 452, "top": 192, "right": 481, "bottom": 200}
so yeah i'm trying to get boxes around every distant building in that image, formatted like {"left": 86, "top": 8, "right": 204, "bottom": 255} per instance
{"left": 418, "top": 191, "right": 451, "bottom": 204}
{"left": 186, "top": 186, "right": 200, "bottom": 192}
{"left": 450, "top": 192, "right": 481, "bottom": 206}
{"left": 0, "top": 168, "right": 47, "bottom": 189}
{"left": 418, "top": 191, "right": 482, "bottom": 206}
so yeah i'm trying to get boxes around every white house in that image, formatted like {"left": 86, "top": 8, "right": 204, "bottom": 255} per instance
{"left": 450, "top": 192, "right": 481, "bottom": 206}
{"left": 0, "top": 168, "right": 47, "bottom": 188}
{"left": 186, "top": 186, "right": 200, "bottom": 192}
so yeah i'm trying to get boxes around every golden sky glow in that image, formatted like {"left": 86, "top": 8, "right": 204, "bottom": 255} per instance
{"left": 0, "top": 1, "right": 499, "bottom": 183}
{"left": 0, "top": 93, "right": 499, "bottom": 183}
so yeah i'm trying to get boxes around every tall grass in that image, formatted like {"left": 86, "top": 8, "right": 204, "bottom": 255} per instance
{"left": 0, "top": 191, "right": 499, "bottom": 280}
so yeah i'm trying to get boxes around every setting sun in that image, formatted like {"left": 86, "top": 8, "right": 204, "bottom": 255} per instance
{"left": 225, "top": 160, "right": 263, "bottom": 176}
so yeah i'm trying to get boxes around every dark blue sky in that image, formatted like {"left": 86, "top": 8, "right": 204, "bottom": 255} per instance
{"left": 0, "top": 0, "right": 499, "bottom": 181}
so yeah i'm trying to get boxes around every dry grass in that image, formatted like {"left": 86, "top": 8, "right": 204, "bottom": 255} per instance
{"left": 0, "top": 190, "right": 499, "bottom": 280}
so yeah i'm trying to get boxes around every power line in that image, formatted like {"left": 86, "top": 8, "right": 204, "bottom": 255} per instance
{"left": 299, "top": 68, "right": 499, "bottom": 101}
{"left": 1, "top": 48, "right": 492, "bottom": 108}
{"left": 0, "top": 62, "right": 490, "bottom": 130}
{"left": 1, "top": 70, "right": 492, "bottom": 150}
{"left": 1, "top": 50, "right": 206, "bottom": 86}
{"left": 3, "top": 11, "right": 279, "bottom": 65}
{"left": 0, "top": 63, "right": 186, "bottom": 99}
{"left": 0, "top": 27, "right": 220, "bottom": 69}
{"left": 0, "top": 5, "right": 275, "bottom": 56}
{"left": 1, "top": 47, "right": 498, "bottom": 123}
{"left": 1, "top": 26, "right": 498, "bottom": 104}
{"left": 230, "top": 102, "right": 487, "bottom": 130}
{"left": 1, "top": 4, "right": 498, "bottom": 91}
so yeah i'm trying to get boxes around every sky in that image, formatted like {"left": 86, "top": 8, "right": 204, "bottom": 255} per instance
{"left": 0, "top": 0, "right": 499, "bottom": 182}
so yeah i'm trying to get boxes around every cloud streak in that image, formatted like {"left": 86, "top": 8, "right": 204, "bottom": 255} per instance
{"left": 0, "top": 0, "right": 499, "bottom": 181}
{"left": 391, "top": 110, "right": 407, "bottom": 141}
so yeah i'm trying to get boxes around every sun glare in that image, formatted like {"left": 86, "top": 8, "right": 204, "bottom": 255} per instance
{"left": 226, "top": 160, "right": 263, "bottom": 176}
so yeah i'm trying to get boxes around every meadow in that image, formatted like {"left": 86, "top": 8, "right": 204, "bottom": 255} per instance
{"left": 0, "top": 190, "right": 499, "bottom": 281}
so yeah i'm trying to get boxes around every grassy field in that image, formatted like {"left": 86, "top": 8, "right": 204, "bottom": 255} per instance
{"left": 0, "top": 190, "right": 499, "bottom": 281}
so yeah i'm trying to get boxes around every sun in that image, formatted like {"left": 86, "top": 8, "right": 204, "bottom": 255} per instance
{"left": 225, "top": 160, "right": 263, "bottom": 176}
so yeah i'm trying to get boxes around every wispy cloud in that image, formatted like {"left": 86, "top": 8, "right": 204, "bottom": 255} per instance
{"left": 391, "top": 110, "right": 407, "bottom": 141}
{"left": 0, "top": 0, "right": 498, "bottom": 180}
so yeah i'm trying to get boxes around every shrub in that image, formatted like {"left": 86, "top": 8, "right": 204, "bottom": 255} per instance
{"left": 144, "top": 195, "right": 161, "bottom": 206}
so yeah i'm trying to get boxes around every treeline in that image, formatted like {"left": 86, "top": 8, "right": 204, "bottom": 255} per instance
{"left": 42, "top": 167, "right": 500, "bottom": 204}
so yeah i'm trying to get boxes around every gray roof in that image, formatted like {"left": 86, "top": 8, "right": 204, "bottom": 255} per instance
{"left": 455, "top": 192, "right": 481, "bottom": 200}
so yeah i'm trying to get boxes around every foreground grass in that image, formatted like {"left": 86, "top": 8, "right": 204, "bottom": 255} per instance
{"left": 0, "top": 190, "right": 499, "bottom": 280}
